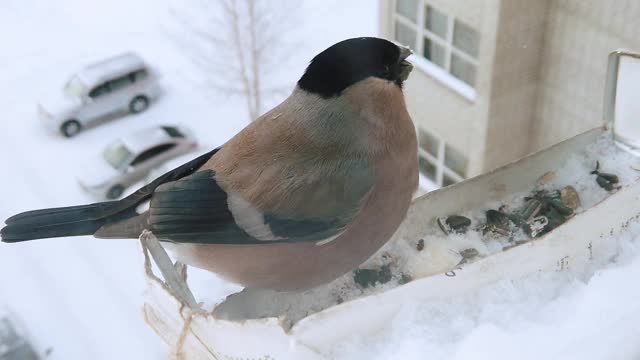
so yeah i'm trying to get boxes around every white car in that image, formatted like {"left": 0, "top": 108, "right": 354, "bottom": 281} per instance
{"left": 38, "top": 52, "right": 162, "bottom": 137}
{"left": 78, "top": 126, "right": 198, "bottom": 199}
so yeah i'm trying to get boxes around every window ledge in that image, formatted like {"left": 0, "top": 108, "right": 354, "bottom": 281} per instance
{"left": 409, "top": 55, "right": 477, "bottom": 102}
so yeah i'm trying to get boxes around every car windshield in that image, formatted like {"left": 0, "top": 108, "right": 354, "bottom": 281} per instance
{"left": 64, "top": 75, "right": 87, "bottom": 97}
{"left": 103, "top": 141, "right": 132, "bottom": 169}
{"left": 162, "top": 126, "right": 185, "bottom": 138}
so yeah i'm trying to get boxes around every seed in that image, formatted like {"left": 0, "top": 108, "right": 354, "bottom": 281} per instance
{"left": 592, "top": 161, "right": 619, "bottom": 189}
{"left": 526, "top": 216, "right": 549, "bottom": 237}
{"left": 596, "top": 175, "right": 614, "bottom": 191}
{"left": 518, "top": 198, "right": 542, "bottom": 221}
{"left": 599, "top": 172, "right": 619, "bottom": 184}
{"left": 537, "top": 171, "right": 556, "bottom": 185}
{"left": 446, "top": 215, "right": 471, "bottom": 233}
{"left": 460, "top": 248, "right": 479, "bottom": 259}
{"left": 544, "top": 207, "right": 567, "bottom": 231}
{"left": 560, "top": 186, "right": 581, "bottom": 210}
{"left": 486, "top": 209, "right": 511, "bottom": 228}
{"left": 353, "top": 264, "right": 392, "bottom": 288}
{"left": 547, "top": 198, "right": 574, "bottom": 216}
{"left": 399, "top": 273, "right": 413, "bottom": 284}
{"left": 436, "top": 217, "right": 449, "bottom": 235}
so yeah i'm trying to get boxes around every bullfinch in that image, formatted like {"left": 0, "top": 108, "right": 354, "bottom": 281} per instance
{"left": 1, "top": 37, "right": 418, "bottom": 291}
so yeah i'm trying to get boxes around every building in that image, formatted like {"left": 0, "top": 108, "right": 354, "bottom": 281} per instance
{"left": 379, "top": 0, "right": 640, "bottom": 190}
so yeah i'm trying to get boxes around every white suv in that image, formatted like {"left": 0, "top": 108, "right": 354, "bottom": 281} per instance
{"left": 38, "top": 52, "right": 162, "bottom": 137}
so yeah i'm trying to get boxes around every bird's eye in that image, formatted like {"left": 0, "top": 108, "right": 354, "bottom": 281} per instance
{"left": 382, "top": 65, "right": 390, "bottom": 76}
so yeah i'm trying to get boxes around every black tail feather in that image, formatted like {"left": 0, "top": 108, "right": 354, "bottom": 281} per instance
{"left": 1, "top": 203, "right": 138, "bottom": 243}
{"left": 5, "top": 201, "right": 118, "bottom": 224}
{"left": 2, "top": 148, "right": 221, "bottom": 243}
{"left": 1, "top": 221, "right": 104, "bottom": 242}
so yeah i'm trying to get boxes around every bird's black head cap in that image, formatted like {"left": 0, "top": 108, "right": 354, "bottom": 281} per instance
{"left": 298, "top": 37, "right": 413, "bottom": 98}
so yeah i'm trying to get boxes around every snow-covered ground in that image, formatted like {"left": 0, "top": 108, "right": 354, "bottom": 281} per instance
{"left": 1, "top": 1, "right": 639, "bottom": 359}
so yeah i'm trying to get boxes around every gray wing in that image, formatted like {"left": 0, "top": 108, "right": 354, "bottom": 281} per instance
{"left": 147, "top": 168, "right": 373, "bottom": 245}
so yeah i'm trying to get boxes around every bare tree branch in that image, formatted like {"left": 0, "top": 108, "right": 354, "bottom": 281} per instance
{"left": 171, "top": 0, "right": 298, "bottom": 121}
{"left": 247, "top": 0, "right": 261, "bottom": 120}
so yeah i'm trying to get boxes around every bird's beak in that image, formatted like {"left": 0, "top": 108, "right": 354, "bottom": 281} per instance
{"left": 399, "top": 46, "right": 413, "bottom": 61}
{"left": 398, "top": 46, "right": 413, "bottom": 81}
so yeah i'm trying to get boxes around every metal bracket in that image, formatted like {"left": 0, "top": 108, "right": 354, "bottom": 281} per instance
{"left": 603, "top": 49, "right": 640, "bottom": 143}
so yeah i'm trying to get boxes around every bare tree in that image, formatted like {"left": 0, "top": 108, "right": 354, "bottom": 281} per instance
{"left": 171, "top": 0, "right": 298, "bottom": 121}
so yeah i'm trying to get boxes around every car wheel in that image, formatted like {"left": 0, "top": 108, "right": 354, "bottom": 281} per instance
{"left": 129, "top": 96, "right": 149, "bottom": 114}
{"left": 60, "top": 120, "right": 81, "bottom": 138}
{"left": 106, "top": 185, "right": 125, "bottom": 199}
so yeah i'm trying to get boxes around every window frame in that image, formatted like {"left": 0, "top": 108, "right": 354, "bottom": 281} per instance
{"left": 416, "top": 126, "right": 465, "bottom": 188}
{"left": 88, "top": 82, "right": 111, "bottom": 99}
{"left": 108, "top": 74, "right": 133, "bottom": 93}
{"left": 392, "top": 0, "right": 479, "bottom": 101}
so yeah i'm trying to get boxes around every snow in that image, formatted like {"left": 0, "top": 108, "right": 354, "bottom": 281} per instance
{"left": 330, "top": 223, "right": 640, "bottom": 360}
{"left": 2, "top": 0, "right": 640, "bottom": 359}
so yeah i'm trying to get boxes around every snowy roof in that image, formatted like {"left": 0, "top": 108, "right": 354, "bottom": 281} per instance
{"left": 120, "top": 126, "right": 176, "bottom": 154}
{"left": 78, "top": 52, "right": 146, "bottom": 87}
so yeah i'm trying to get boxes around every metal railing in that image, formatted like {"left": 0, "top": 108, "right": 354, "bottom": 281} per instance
{"left": 604, "top": 49, "right": 640, "bottom": 152}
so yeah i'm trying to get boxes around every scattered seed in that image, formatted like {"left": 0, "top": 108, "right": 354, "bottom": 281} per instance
{"left": 460, "top": 248, "right": 479, "bottom": 259}
{"left": 599, "top": 172, "right": 619, "bottom": 184}
{"left": 560, "top": 186, "right": 581, "bottom": 210}
{"left": 353, "top": 264, "right": 392, "bottom": 288}
{"left": 484, "top": 209, "right": 513, "bottom": 236}
{"left": 436, "top": 217, "right": 449, "bottom": 235}
{"left": 592, "top": 161, "right": 619, "bottom": 191}
{"left": 596, "top": 175, "right": 614, "bottom": 191}
{"left": 527, "top": 216, "right": 549, "bottom": 237}
{"left": 446, "top": 215, "right": 471, "bottom": 233}
{"left": 537, "top": 171, "right": 556, "bottom": 186}
{"left": 547, "top": 198, "right": 574, "bottom": 216}
{"left": 399, "top": 273, "right": 413, "bottom": 284}
{"left": 486, "top": 209, "right": 511, "bottom": 226}
{"left": 518, "top": 198, "right": 543, "bottom": 222}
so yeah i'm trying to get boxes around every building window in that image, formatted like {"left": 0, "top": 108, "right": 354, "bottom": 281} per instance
{"left": 417, "top": 127, "right": 467, "bottom": 188}
{"left": 393, "top": 1, "right": 480, "bottom": 88}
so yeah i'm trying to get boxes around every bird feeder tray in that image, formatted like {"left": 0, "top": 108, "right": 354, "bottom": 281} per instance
{"left": 142, "top": 126, "right": 640, "bottom": 359}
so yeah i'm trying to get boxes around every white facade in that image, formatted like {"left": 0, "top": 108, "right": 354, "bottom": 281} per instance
{"left": 380, "top": 0, "right": 640, "bottom": 187}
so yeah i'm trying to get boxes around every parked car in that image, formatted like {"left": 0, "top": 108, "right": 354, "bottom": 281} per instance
{"left": 38, "top": 52, "right": 162, "bottom": 137}
{"left": 78, "top": 125, "right": 198, "bottom": 199}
